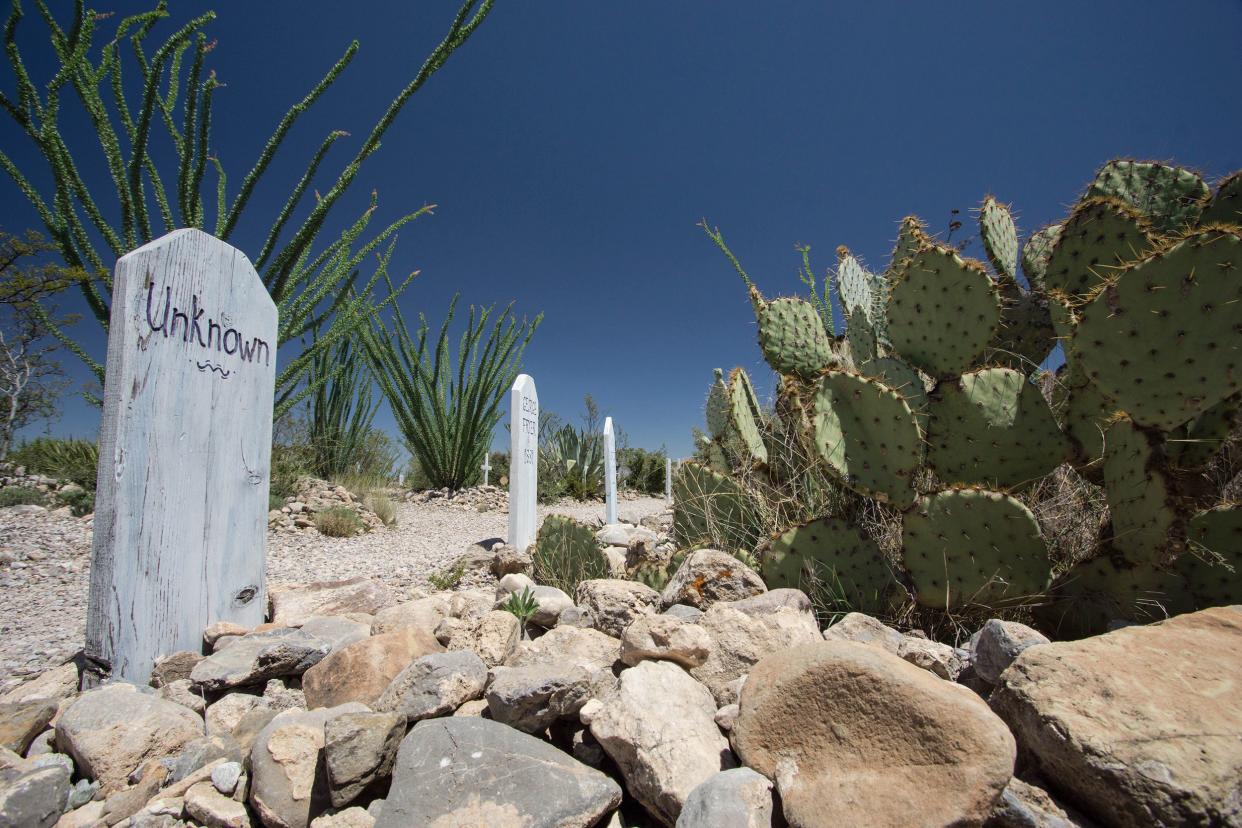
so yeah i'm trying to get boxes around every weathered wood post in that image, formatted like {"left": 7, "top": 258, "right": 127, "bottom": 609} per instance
{"left": 603, "top": 416, "right": 617, "bottom": 524}
{"left": 481, "top": 456, "right": 491, "bottom": 486}
{"left": 85, "top": 229, "right": 277, "bottom": 684}
{"left": 508, "top": 374, "right": 538, "bottom": 551}
{"left": 665, "top": 456, "right": 673, "bottom": 503}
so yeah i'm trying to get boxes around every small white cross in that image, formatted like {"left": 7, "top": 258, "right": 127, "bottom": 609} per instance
{"left": 481, "top": 457, "right": 492, "bottom": 486}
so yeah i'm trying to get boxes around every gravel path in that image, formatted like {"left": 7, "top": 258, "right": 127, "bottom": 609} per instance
{"left": 0, "top": 495, "right": 668, "bottom": 692}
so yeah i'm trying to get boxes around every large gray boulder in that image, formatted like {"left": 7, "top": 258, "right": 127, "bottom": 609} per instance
{"left": 323, "top": 711, "right": 404, "bottom": 808}
{"left": 0, "top": 764, "right": 70, "bottom": 828}
{"left": 675, "top": 767, "right": 775, "bottom": 828}
{"left": 191, "top": 627, "right": 331, "bottom": 692}
{"left": 377, "top": 717, "right": 621, "bottom": 828}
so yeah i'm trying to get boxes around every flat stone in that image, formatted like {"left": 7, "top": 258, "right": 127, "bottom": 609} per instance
{"left": 575, "top": 579, "right": 661, "bottom": 637}
{"left": 620, "top": 614, "right": 713, "bottom": 668}
{"left": 973, "top": 620, "right": 1050, "bottom": 685}
{"left": 821, "top": 611, "right": 904, "bottom": 653}
{"left": 0, "top": 699, "right": 56, "bottom": 754}
{"left": 191, "top": 628, "right": 331, "bottom": 692}
{"left": 0, "top": 663, "right": 78, "bottom": 706}
{"left": 377, "top": 717, "right": 621, "bottom": 828}
{"left": 185, "top": 779, "right": 252, "bottom": 828}
{"left": 595, "top": 524, "right": 633, "bottom": 547}
{"left": 990, "top": 607, "right": 1242, "bottom": 827}
{"left": 298, "top": 616, "right": 371, "bottom": 653}
{"left": 485, "top": 664, "right": 594, "bottom": 733}
{"left": 0, "top": 764, "right": 70, "bottom": 828}
{"left": 676, "top": 767, "right": 775, "bottom": 828}
{"left": 269, "top": 578, "right": 398, "bottom": 627}
{"left": 660, "top": 549, "right": 766, "bottom": 609}
{"left": 369, "top": 595, "right": 451, "bottom": 637}
{"left": 374, "top": 650, "right": 487, "bottom": 721}
{"left": 446, "top": 610, "right": 520, "bottom": 667}
{"left": 169, "top": 734, "right": 243, "bottom": 784}
{"left": 301, "top": 627, "right": 443, "bottom": 709}
{"left": 690, "top": 602, "right": 820, "bottom": 705}
{"left": 323, "top": 711, "right": 404, "bottom": 808}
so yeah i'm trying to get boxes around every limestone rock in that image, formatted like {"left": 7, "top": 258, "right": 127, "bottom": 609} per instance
{"left": 269, "top": 578, "right": 397, "bottom": 627}
{"left": 990, "top": 607, "right": 1242, "bottom": 828}
{"left": 368, "top": 595, "right": 450, "bottom": 637}
{"left": 821, "top": 611, "right": 904, "bottom": 653}
{"left": 973, "top": 620, "right": 1050, "bottom": 685}
{"left": 157, "top": 678, "right": 207, "bottom": 715}
{"left": 323, "top": 711, "right": 404, "bottom": 808}
{"left": 248, "top": 703, "right": 369, "bottom": 828}
{"left": 449, "top": 589, "right": 494, "bottom": 621}
{"left": 186, "top": 779, "right": 252, "bottom": 828}
{"left": 169, "top": 734, "right": 243, "bottom": 784}
{"left": 485, "top": 664, "right": 593, "bottom": 733}
{"left": 101, "top": 759, "right": 170, "bottom": 823}
{"left": 301, "top": 628, "right": 442, "bottom": 709}
{"left": 374, "top": 650, "right": 487, "bottom": 722}
{"left": 298, "top": 617, "right": 371, "bottom": 653}
{"left": 986, "top": 777, "right": 1094, "bottom": 828}
{"left": 663, "top": 604, "right": 703, "bottom": 622}
{"left": 377, "top": 717, "right": 621, "bottom": 828}
{"left": 733, "top": 641, "right": 1015, "bottom": 828}
{"left": 676, "top": 767, "right": 775, "bottom": 828}
{"left": 149, "top": 651, "right": 204, "bottom": 688}
{"left": 528, "top": 586, "right": 575, "bottom": 628}
{"left": 596, "top": 523, "right": 633, "bottom": 547}
{"left": 0, "top": 764, "right": 70, "bottom": 828}
{"left": 55, "top": 682, "right": 203, "bottom": 794}
{"left": 690, "top": 602, "right": 820, "bottom": 705}
{"left": 204, "top": 622, "right": 250, "bottom": 649}
{"left": 263, "top": 679, "right": 306, "bottom": 713}
{"left": 212, "top": 761, "right": 243, "bottom": 796}
{"left": 446, "top": 610, "right": 520, "bottom": 667}
{"left": 620, "top": 614, "right": 713, "bottom": 668}
{"left": 660, "top": 549, "right": 766, "bottom": 610}
{"left": 491, "top": 543, "right": 533, "bottom": 577}
{"left": 310, "top": 807, "right": 374, "bottom": 828}
{"left": 575, "top": 579, "right": 661, "bottom": 637}
{"left": 207, "top": 693, "right": 269, "bottom": 737}
{"left": 0, "top": 663, "right": 77, "bottom": 706}
{"left": 897, "top": 636, "right": 967, "bottom": 680}
{"left": 0, "top": 699, "right": 56, "bottom": 754}
{"left": 191, "top": 628, "right": 331, "bottom": 692}
{"left": 589, "top": 660, "right": 734, "bottom": 825}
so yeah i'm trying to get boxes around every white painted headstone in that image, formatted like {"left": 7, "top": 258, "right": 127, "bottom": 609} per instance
{"left": 508, "top": 374, "right": 538, "bottom": 551}
{"left": 603, "top": 417, "right": 617, "bottom": 525}
{"left": 398, "top": 472, "right": 406, "bottom": 486}
{"left": 85, "top": 229, "right": 277, "bottom": 683}
{"left": 665, "top": 456, "right": 672, "bottom": 503}
{"left": 481, "top": 456, "right": 491, "bottom": 486}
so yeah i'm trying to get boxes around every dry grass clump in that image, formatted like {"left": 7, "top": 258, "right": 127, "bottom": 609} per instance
{"left": 314, "top": 507, "right": 363, "bottom": 537}
{"left": 364, "top": 492, "right": 397, "bottom": 527}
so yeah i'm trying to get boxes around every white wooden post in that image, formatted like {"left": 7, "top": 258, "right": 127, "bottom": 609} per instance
{"left": 665, "top": 456, "right": 673, "bottom": 503}
{"left": 85, "top": 229, "right": 276, "bottom": 683}
{"left": 481, "top": 457, "right": 491, "bottom": 486}
{"left": 398, "top": 472, "right": 405, "bottom": 486}
{"left": 603, "top": 417, "right": 617, "bottom": 525}
{"left": 508, "top": 374, "right": 538, "bottom": 551}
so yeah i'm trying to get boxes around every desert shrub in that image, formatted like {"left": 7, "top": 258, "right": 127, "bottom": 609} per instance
{"left": 427, "top": 560, "right": 467, "bottom": 591}
{"left": 9, "top": 438, "right": 99, "bottom": 490}
{"left": 270, "top": 442, "right": 315, "bottom": 501}
{"left": 365, "top": 492, "right": 397, "bottom": 527}
{"left": 486, "top": 451, "right": 510, "bottom": 486}
{"left": 619, "top": 447, "right": 668, "bottom": 495}
{"left": 56, "top": 487, "right": 95, "bottom": 517}
{"left": 0, "top": 486, "right": 47, "bottom": 507}
{"left": 314, "top": 507, "right": 363, "bottom": 538}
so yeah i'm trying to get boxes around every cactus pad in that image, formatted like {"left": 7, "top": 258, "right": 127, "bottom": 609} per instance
{"left": 980, "top": 196, "right": 1019, "bottom": 281}
{"left": 533, "top": 515, "right": 609, "bottom": 596}
{"left": 901, "top": 488, "right": 1051, "bottom": 609}
{"left": 857, "top": 356, "right": 930, "bottom": 436}
{"left": 926, "top": 368, "right": 1069, "bottom": 490}
{"left": 986, "top": 279, "right": 1055, "bottom": 371}
{"left": 757, "top": 297, "right": 837, "bottom": 379}
{"left": 672, "top": 461, "right": 762, "bottom": 553}
{"left": 1168, "top": 396, "right": 1237, "bottom": 469}
{"left": 886, "top": 245, "right": 1002, "bottom": 377}
{"left": 705, "top": 368, "right": 730, "bottom": 440}
{"left": 811, "top": 370, "right": 922, "bottom": 506}
{"left": 728, "top": 367, "right": 768, "bottom": 465}
{"left": 1033, "top": 555, "right": 1191, "bottom": 640}
{"left": 1074, "top": 228, "right": 1242, "bottom": 431}
{"left": 838, "top": 249, "right": 889, "bottom": 362}
{"left": 1178, "top": 506, "right": 1242, "bottom": 608}
{"left": 1086, "top": 159, "right": 1210, "bottom": 233}
{"left": 1021, "top": 223, "right": 1063, "bottom": 291}
{"left": 1101, "top": 417, "right": 1181, "bottom": 565}
{"left": 887, "top": 215, "right": 930, "bottom": 273}
{"left": 1043, "top": 198, "right": 1157, "bottom": 299}
{"left": 1199, "top": 171, "right": 1242, "bottom": 229}
{"left": 1053, "top": 362, "right": 1117, "bottom": 472}
{"left": 762, "top": 517, "right": 894, "bottom": 615}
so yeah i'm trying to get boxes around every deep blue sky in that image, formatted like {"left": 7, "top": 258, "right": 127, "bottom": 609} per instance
{"left": 2, "top": 1, "right": 1240, "bottom": 459}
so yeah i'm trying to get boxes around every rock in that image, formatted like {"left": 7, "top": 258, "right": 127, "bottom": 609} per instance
{"left": 733, "top": 641, "right": 1015, "bottom": 828}
{"left": 377, "top": 717, "right": 621, "bottom": 828}
{"left": 310, "top": 807, "right": 374, "bottom": 828}
{"left": 595, "top": 523, "right": 633, "bottom": 547}
{"left": 446, "top": 610, "right": 520, "bottom": 667}
{"left": 157, "top": 678, "right": 206, "bottom": 715}
{"left": 494, "top": 573, "right": 535, "bottom": 599}
{"left": 0, "top": 663, "right": 77, "bottom": 706}
{"left": 556, "top": 605, "right": 594, "bottom": 628}
{"left": 0, "top": 699, "right": 56, "bottom": 754}
{"left": 170, "top": 734, "right": 243, "bottom": 784}
{"left": 491, "top": 543, "right": 532, "bottom": 577}
{"left": 0, "top": 764, "right": 70, "bottom": 828}
{"left": 232, "top": 706, "right": 280, "bottom": 755}
{"left": 374, "top": 651, "right": 487, "bottom": 721}
{"left": 989, "top": 606, "right": 1242, "bottom": 828}
{"left": 191, "top": 628, "right": 331, "bottom": 692}
{"left": 575, "top": 579, "right": 661, "bottom": 637}
{"left": 433, "top": 617, "right": 463, "bottom": 647}
{"left": 298, "top": 617, "right": 371, "bottom": 653}
{"left": 452, "top": 699, "right": 489, "bottom": 718}
{"left": 897, "top": 636, "right": 967, "bottom": 680}
{"left": 56, "top": 798, "right": 105, "bottom": 828}
{"left": 204, "top": 622, "right": 251, "bottom": 648}
{"left": 676, "top": 767, "right": 775, "bottom": 828}
{"left": 713, "top": 702, "right": 740, "bottom": 734}
{"left": 64, "top": 777, "right": 98, "bottom": 811}
{"left": 301, "top": 628, "right": 443, "bottom": 709}
{"left": 620, "top": 614, "right": 713, "bottom": 668}
{"left": 726, "top": 587, "right": 811, "bottom": 618}
{"left": 323, "top": 712, "right": 404, "bottom": 808}
{"left": 973, "top": 620, "right": 1050, "bottom": 685}
{"left": 485, "top": 664, "right": 594, "bottom": 733}
{"left": 55, "top": 683, "right": 203, "bottom": 794}
{"left": 263, "top": 679, "right": 306, "bottom": 713}
{"left": 369, "top": 595, "right": 451, "bottom": 637}
{"left": 660, "top": 549, "right": 766, "bottom": 610}
{"left": 602, "top": 546, "right": 627, "bottom": 577}
{"left": 149, "top": 651, "right": 204, "bottom": 688}
{"left": 528, "top": 586, "right": 575, "bottom": 628}
{"left": 186, "top": 780, "right": 252, "bottom": 828}
{"left": 22, "top": 729, "right": 53, "bottom": 758}
{"left": 690, "top": 602, "right": 820, "bottom": 705}
{"left": 207, "top": 693, "right": 269, "bottom": 737}
{"left": 986, "top": 778, "right": 1093, "bottom": 828}
{"left": 249, "top": 703, "right": 369, "bottom": 828}
{"left": 449, "top": 589, "right": 494, "bottom": 621}
{"left": 821, "top": 611, "right": 904, "bottom": 653}
{"left": 212, "top": 761, "right": 243, "bottom": 796}
{"left": 663, "top": 604, "right": 703, "bottom": 621}
{"left": 269, "top": 578, "right": 397, "bottom": 627}
{"left": 589, "top": 660, "right": 734, "bottom": 825}
{"left": 101, "top": 758, "right": 169, "bottom": 824}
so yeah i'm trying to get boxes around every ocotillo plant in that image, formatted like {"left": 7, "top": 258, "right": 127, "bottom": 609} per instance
{"left": 0, "top": 0, "right": 495, "bottom": 414}
{"left": 306, "top": 330, "right": 379, "bottom": 481}
{"left": 363, "top": 293, "right": 541, "bottom": 492}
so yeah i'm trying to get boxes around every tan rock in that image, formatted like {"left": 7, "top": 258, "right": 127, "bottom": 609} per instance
{"left": 575, "top": 579, "right": 661, "bottom": 637}
{"left": 368, "top": 594, "right": 451, "bottom": 637}
{"left": 897, "top": 636, "right": 966, "bottom": 680}
{"left": 690, "top": 602, "right": 820, "bottom": 705}
{"left": 206, "top": 693, "right": 269, "bottom": 737}
{"left": 204, "top": 622, "right": 250, "bottom": 648}
{"left": 448, "top": 589, "right": 494, "bottom": 620}
{"left": 186, "top": 780, "right": 251, "bottom": 828}
{"left": 310, "top": 807, "right": 374, "bottom": 828}
{"left": 821, "top": 611, "right": 904, "bottom": 653}
{"left": 990, "top": 607, "right": 1242, "bottom": 828}
{"left": 302, "top": 628, "right": 442, "bottom": 709}
{"left": 269, "top": 578, "right": 397, "bottom": 627}
{"left": 149, "top": 651, "right": 204, "bottom": 688}
{"left": 620, "top": 614, "right": 713, "bottom": 668}
{"left": 660, "top": 548, "right": 766, "bottom": 609}
{"left": 0, "top": 663, "right": 78, "bottom": 705}
{"left": 0, "top": 699, "right": 57, "bottom": 754}
{"left": 733, "top": 641, "right": 1015, "bottom": 828}
{"left": 55, "top": 799, "right": 105, "bottom": 828}
{"left": 446, "top": 610, "right": 520, "bottom": 667}
{"left": 157, "top": 679, "right": 206, "bottom": 716}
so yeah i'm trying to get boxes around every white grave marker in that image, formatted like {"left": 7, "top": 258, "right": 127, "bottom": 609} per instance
{"left": 508, "top": 374, "right": 538, "bottom": 551}
{"left": 399, "top": 472, "right": 406, "bottom": 486}
{"left": 665, "top": 456, "right": 673, "bottom": 503}
{"left": 481, "top": 456, "right": 491, "bottom": 486}
{"left": 85, "top": 229, "right": 277, "bottom": 683}
{"left": 603, "top": 416, "right": 617, "bottom": 525}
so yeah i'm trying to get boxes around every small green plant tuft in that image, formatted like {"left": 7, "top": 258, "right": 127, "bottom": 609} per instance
{"left": 428, "top": 560, "right": 468, "bottom": 591}
{"left": 314, "top": 507, "right": 363, "bottom": 538}
{"left": 500, "top": 586, "right": 540, "bottom": 627}
{"left": 365, "top": 492, "right": 397, "bottom": 527}
{"left": 55, "top": 487, "right": 95, "bottom": 517}
{"left": 9, "top": 439, "right": 99, "bottom": 490}
{"left": 0, "top": 486, "right": 47, "bottom": 507}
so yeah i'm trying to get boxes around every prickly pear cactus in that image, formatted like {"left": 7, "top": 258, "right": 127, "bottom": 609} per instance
{"left": 837, "top": 248, "right": 885, "bottom": 363}
{"left": 1101, "top": 417, "right": 1182, "bottom": 565}
{"left": 986, "top": 278, "right": 1055, "bottom": 371}
{"left": 532, "top": 515, "right": 609, "bottom": 596}
{"left": 886, "top": 244, "right": 1001, "bottom": 377}
{"left": 1053, "top": 361, "right": 1117, "bottom": 474}
{"left": 1073, "top": 228, "right": 1242, "bottom": 431}
{"left": 1035, "top": 555, "right": 1191, "bottom": 640}
{"left": 705, "top": 368, "right": 730, "bottom": 440}
{"left": 1199, "top": 170, "right": 1242, "bottom": 228}
{"left": 1167, "top": 397, "right": 1236, "bottom": 470}
{"left": 761, "top": 516, "right": 895, "bottom": 615}
{"left": 756, "top": 294, "right": 838, "bottom": 380}
{"left": 856, "top": 356, "right": 929, "bottom": 436}
{"left": 926, "top": 367, "right": 1069, "bottom": 490}
{"left": 1086, "top": 159, "right": 1210, "bottom": 233}
{"left": 1020, "top": 223, "right": 1063, "bottom": 291}
{"left": 980, "top": 196, "right": 1019, "bottom": 282}
{"left": 1178, "top": 506, "right": 1241, "bottom": 608}
{"left": 887, "top": 215, "right": 929, "bottom": 272}
{"left": 1043, "top": 198, "right": 1157, "bottom": 300}
{"left": 811, "top": 370, "right": 922, "bottom": 507}
{"left": 728, "top": 367, "right": 768, "bottom": 465}
{"left": 672, "top": 461, "right": 762, "bottom": 553}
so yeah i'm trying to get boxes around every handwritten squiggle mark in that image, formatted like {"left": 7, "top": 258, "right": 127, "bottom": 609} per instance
{"left": 196, "top": 361, "right": 232, "bottom": 378}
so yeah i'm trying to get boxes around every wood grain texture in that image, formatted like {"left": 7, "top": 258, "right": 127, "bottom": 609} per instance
{"left": 85, "top": 229, "right": 277, "bottom": 683}
{"left": 508, "top": 374, "right": 538, "bottom": 552}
